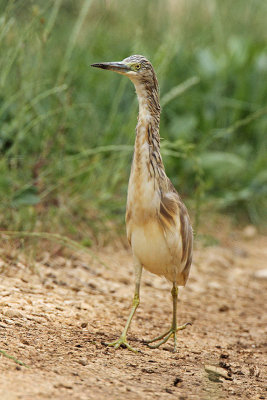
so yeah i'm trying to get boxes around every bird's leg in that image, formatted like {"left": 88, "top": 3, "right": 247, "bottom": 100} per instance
{"left": 146, "top": 283, "right": 191, "bottom": 351}
{"left": 105, "top": 264, "right": 142, "bottom": 353}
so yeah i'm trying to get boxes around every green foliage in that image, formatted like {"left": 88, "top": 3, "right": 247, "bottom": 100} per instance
{"left": 11, "top": 186, "right": 41, "bottom": 207}
{"left": 0, "top": 0, "right": 266, "bottom": 240}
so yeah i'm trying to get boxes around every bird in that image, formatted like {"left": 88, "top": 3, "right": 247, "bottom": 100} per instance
{"left": 91, "top": 55, "right": 193, "bottom": 352}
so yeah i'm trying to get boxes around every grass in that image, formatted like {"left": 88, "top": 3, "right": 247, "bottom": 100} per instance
{"left": 0, "top": 349, "right": 28, "bottom": 368}
{"left": 0, "top": 0, "right": 267, "bottom": 245}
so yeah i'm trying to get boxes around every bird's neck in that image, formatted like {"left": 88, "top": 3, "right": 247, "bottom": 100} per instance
{"left": 135, "top": 82, "right": 161, "bottom": 137}
{"left": 126, "top": 82, "right": 165, "bottom": 222}
{"left": 133, "top": 81, "right": 161, "bottom": 168}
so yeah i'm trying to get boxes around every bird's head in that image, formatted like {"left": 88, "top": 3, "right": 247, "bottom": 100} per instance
{"left": 91, "top": 55, "right": 158, "bottom": 91}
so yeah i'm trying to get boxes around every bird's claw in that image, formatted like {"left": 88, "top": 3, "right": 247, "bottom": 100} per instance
{"left": 104, "top": 336, "right": 139, "bottom": 353}
{"left": 145, "top": 322, "right": 192, "bottom": 351}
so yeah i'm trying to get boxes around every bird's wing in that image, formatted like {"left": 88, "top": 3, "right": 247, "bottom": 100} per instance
{"left": 125, "top": 206, "right": 132, "bottom": 246}
{"left": 159, "top": 181, "right": 193, "bottom": 285}
{"left": 177, "top": 199, "right": 193, "bottom": 284}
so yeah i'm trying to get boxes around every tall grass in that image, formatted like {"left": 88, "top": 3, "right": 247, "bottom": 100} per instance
{"left": 0, "top": 0, "right": 266, "bottom": 244}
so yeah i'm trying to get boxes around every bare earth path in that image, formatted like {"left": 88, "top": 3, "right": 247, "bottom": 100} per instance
{"left": 0, "top": 227, "right": 266, "bottom": 400}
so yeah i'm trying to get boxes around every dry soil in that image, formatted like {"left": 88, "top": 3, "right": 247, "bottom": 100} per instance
{"left": 0, "top": 226, "right": 266, "bottom": 400}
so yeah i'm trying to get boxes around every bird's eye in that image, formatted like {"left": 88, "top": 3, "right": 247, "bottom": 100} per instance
{"left": 135, "top": 64, "right": 141, "bottom": 71}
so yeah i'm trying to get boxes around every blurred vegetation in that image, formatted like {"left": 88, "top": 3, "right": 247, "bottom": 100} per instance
{"left": 0, "top": 0, "right": 266, "bottom": 244}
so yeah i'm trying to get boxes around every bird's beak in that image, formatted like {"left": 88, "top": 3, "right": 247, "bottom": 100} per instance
{"left": 90, "top": 61, "right": 130, "bottom": 74}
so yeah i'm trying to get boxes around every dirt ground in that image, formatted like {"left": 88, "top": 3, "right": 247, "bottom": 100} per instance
{"left": 0, "top": 223, "right": 266, "bottom": 400}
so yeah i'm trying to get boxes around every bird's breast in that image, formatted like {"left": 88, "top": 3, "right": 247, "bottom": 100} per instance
{"left": 131, "top": 219, "right": 170, "bottom": 266}
{"left": 128, "top": 219, "right": 182, "bottom": 282}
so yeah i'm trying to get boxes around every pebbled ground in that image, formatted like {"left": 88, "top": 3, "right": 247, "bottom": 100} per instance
{"left": 0, "top": 225, "right": 266, "bottom": 400}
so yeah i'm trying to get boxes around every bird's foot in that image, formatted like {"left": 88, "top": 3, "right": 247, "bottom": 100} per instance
{"left": 104, "top": 336, "right": 139, "bottom": 353}
{"left": 145, "top": 322, "right": 191, "bottom": 351}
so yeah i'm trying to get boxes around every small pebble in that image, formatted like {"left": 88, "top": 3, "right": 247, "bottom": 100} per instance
{"left": 21, "top": 338, "right": 30, "bottom": 345}
{"left": 242, "top": 225, "right": 257, "bottom": 239}
{"left": 4, "top": 309, "right": 24, "bottom": 318}
{"left": 219, "top": 305, "right": 229, "bottom": 312}
{"left": 78, "top": 358, "right": 88, "bottom": 366}
{"left": 204, "top": 365, "right": 233, "bottom": 380}
{"left": 174, "top": 377, "right": 183, "bottom": 387}
{"left": 254, "top": 269, "right": 267, "bottom": 280}
{"left": 165, "top": 388, "right": 173, "bottom": 394}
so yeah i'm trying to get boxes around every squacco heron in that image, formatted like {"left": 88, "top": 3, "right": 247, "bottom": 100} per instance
{"left": 91, "top": 55, "right": 193, "bottom": 352}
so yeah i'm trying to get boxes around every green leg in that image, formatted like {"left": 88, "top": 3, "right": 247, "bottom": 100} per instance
{"left": 146, "top": 283, "right": 191, "bottom": 352}
{"left": 105, "top": 264, "right": 142, "bottom": 352}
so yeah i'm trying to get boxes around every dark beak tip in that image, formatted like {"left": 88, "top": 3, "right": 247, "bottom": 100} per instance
{"left": 90, "top": 63, "right": 111, "bottom": 71}
{"left": 90, "top": 61, "right": 129, "bottom": 72}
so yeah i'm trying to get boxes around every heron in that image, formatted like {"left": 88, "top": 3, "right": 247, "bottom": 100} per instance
{"left": 91, "top": 55, "right": 193, "bottom": 352}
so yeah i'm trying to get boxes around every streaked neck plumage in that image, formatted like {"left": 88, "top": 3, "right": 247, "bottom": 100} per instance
{"left": 134, "top": 76, "right": 161, "bottom": 133}
{"left": 126, "top": 78, "right": 166, "bottom": 222}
